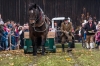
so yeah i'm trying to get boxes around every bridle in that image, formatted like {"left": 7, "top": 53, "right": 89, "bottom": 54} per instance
{"left": 29, "top": 9, "right": 40, "bottom": 24}
{"left": 29, "top": 9, "right": 48, "bottom": 32}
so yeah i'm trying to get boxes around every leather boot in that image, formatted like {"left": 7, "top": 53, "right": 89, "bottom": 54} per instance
{"left": 62, "top": 44, "right": 65, "bottom": 52}
{"left": 67, "top": 42, "right": 72, "bottom": 52}
{"left": 67, "top": 48, "right": 72, "bottom": 52}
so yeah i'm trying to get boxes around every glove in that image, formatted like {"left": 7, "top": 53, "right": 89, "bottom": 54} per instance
{"left": 64, "top": 31, "right": 69, "bottom": 34}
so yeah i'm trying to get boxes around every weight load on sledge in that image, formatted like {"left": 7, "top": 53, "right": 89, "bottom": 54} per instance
{"left": 24, "top": 32, "right": 56, "bottom": 54}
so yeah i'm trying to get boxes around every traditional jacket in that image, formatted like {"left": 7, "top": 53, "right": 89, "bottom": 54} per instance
{"left": 61, "top": 22, "right": 72, "bottom": 32}
{"left": 84, "top": 22, "right": 96, "bottom": 35}
{"left": 61, "top": 22, "right": 72, "bottom": 36}
{"left": 61, "top": 22, "right": 73, "bottom": 42}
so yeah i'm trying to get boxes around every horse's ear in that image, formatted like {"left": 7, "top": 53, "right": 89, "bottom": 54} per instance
{"left": 33, "top": 3, "right": 37, "bottom": 9}
{"left": 29, "top": 3, "right": 37, "bottom": 10}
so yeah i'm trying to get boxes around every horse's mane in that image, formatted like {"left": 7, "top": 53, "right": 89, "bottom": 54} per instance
{"left": 37, "top": 6, "right": 44, "bottom": 14}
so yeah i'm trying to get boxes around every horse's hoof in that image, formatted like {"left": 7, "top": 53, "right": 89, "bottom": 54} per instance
{"left": 41, "top": 53, "right": 45, "bottom": 55}
{"left": 33, "top": 53, "right": 37, "bottom": 56}
{"left": 33, "top": 55, "right": 37, "bottom": 56}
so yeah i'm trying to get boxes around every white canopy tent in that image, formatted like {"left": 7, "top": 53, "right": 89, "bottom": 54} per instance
{"left": 51, "top": 17, "right": 70, "bottom": 28}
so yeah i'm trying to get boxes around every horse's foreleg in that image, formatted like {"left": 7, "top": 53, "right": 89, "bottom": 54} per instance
{"left": 32, "top": 39, "right": 37, "bottom": 56}
{"left": 41, "top": 37, "right": 46, "bottom": 55}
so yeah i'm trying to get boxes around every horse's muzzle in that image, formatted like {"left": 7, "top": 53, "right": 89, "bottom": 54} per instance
{"left": 29, "top": 20, "right": 35, "bottom": 24}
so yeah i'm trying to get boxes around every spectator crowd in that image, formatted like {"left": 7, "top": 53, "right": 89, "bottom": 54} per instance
{"left": 0, "top": 14, "right": 29, "bottom": 51}
{"left": 1, "top": 13, "right": 100, "bottom": 51}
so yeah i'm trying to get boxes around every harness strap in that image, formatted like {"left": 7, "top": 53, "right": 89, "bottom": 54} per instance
{"left": 32, "top": 15, "right": 45, "bottom": 27}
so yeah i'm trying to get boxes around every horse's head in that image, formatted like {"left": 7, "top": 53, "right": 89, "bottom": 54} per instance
{"left": 29, "top": 3, "right": 42, "bottom": 25}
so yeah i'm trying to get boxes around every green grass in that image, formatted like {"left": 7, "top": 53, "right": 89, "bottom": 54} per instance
{"left": 0, "top": 43, "right": 100, "bottom": 66}
{"left": 37, "top": 53, "right": 76, "bottom": 66}
{"left": 72, "top": 47, "right": 100, "bottom": 66}
{"left": 0, "top": 50, "right": 33, "bottom": 66}
{"left": 0, "top": 55, "right": 32, "bottom": 66}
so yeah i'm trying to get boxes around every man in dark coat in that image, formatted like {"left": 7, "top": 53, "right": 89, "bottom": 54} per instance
{"left": 84, "top": 17, "right": 96, "bottom": 49}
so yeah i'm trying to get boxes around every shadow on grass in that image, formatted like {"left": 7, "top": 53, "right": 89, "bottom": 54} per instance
{"left": 55, "top": 43, "right": 82, "bottom": 48}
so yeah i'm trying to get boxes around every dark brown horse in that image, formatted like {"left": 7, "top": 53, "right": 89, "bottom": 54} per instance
{"left": 28, "top": 3, "right": 50, "bottom": 55}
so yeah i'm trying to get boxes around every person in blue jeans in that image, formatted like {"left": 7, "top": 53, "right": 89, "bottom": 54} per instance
{"left": 1, "top": 31, "right": 6, "bottom": 50}
{"left": 11, "top": 31, "right": 16, "bottom": 50}
{"left": 3, "top": 29, "right": 8, "bottom": 50}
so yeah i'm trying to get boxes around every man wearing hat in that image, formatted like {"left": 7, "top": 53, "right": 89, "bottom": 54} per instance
{"left": 84, "top": 17, "right": 96, "bottom": 49}
{"left": 61, "top": 18, "right": 74, "bottom": 52}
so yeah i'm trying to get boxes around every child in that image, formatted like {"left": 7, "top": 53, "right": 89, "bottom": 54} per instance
{"left": 95, "top": 22, "right": 100, "bottom": 49}
{"left": 95, "top": 32, "right": 100, "bottom": 49}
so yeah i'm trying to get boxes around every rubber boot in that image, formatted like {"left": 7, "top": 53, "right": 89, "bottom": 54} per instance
{"left": 67, "top": 42, "right": 72, "bottom": 52}
{"left": 62, "top": 44, "right": 65, "bottom": 52}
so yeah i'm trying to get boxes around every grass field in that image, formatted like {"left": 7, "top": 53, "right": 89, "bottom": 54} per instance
{"left": 0, "top": 43, "right": 100, "bottom": 66}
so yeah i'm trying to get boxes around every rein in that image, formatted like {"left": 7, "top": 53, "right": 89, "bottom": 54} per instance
{"left": 29, "top": 6, "right": 49, "bottom": 32}
{"left": 32, "top": 15, "right": 48, "bottom": 32}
